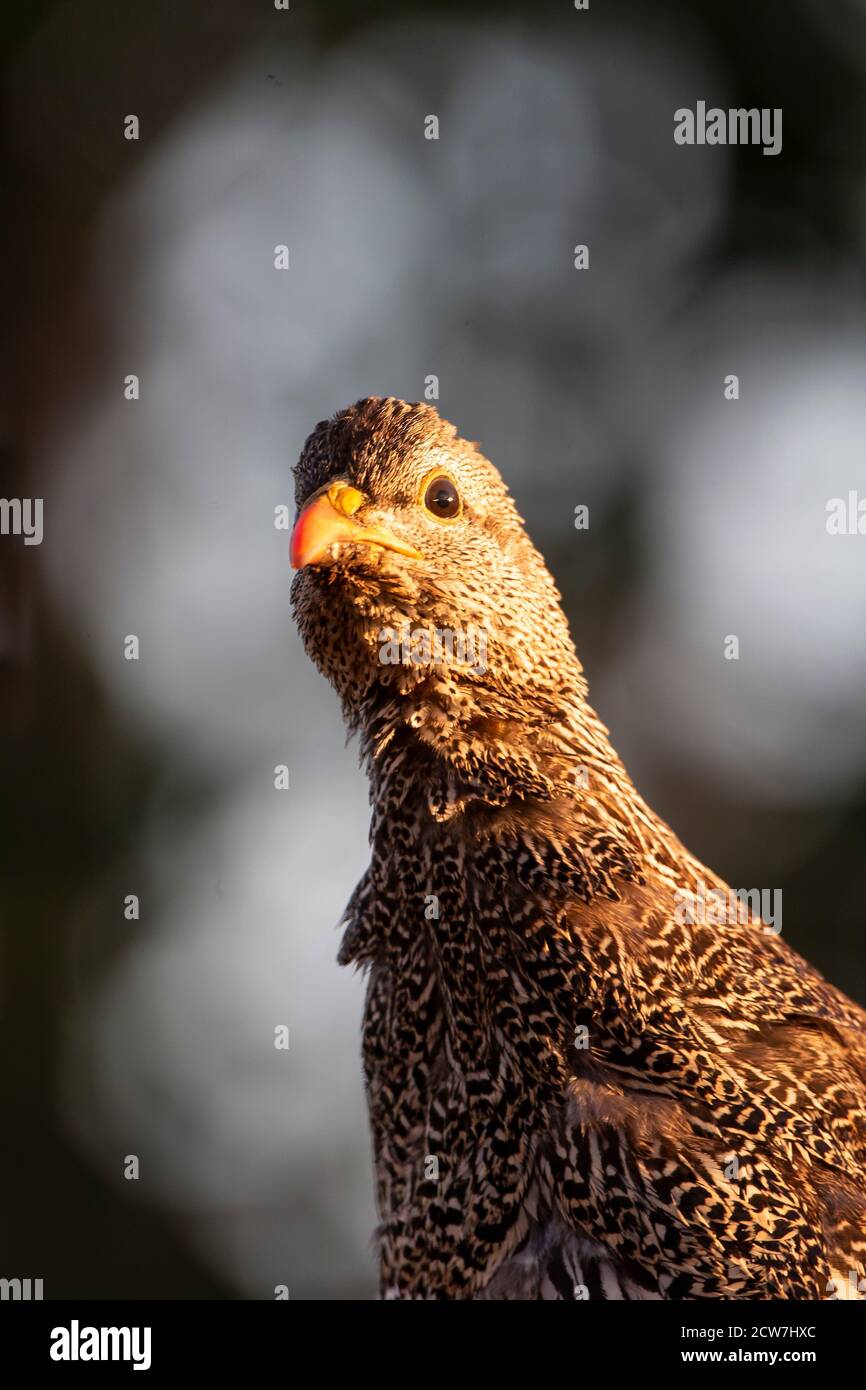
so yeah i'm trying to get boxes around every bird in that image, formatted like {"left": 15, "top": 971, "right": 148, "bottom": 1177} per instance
{"left": 290, "top": 395, "right": 866, "bottom": 1301}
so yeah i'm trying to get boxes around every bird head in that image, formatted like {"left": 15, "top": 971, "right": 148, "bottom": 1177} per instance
{"left": 290, "top": 397, "right": 590, "bottom": 813}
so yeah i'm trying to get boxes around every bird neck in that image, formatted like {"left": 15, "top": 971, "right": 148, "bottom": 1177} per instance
{"left": 340, "top": 682, "right": 723, "bottom": 1081}
{"left": 359, "top": 675, "right": 704, "bottom": 909}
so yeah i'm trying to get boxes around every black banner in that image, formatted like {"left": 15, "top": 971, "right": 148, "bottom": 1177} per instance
{"left": 1, "top": 1297, "right": 860, "bottom": 1376}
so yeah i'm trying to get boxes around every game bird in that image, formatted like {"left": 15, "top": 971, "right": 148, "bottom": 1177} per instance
{"left": 290, "top": 396, "right": 866, "bottom": 1300}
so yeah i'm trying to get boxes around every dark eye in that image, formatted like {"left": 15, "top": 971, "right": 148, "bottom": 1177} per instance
{"left": 423, "top": 474, "right": 460, "bottom": 520}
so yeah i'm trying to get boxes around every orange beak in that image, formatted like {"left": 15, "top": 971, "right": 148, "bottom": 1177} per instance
{"left": 290, "top": 481, "right": 422, "bottom": 570}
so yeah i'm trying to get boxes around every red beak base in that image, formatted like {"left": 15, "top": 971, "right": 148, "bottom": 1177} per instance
{"left": 290, "top": 483, "right": 422, "bottom": 570}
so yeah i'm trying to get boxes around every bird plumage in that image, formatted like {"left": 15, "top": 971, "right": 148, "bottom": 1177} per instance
{"left": 291, "top": 396, "right": 866, "bottom": 1300}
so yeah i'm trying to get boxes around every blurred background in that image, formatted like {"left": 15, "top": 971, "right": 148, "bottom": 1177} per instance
{"left": 1, "top": 0, "right": 865, "bottom": 1300}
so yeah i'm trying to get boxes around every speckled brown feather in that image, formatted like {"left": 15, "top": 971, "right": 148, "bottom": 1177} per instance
{"left": 291, "top": 397, "right": 866, "bottom": 1300}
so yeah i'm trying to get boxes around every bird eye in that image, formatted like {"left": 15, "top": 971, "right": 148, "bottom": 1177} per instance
{"left": 422, "top": 474, "right": 460, "bottom": 520}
